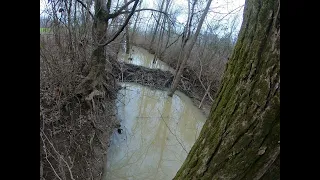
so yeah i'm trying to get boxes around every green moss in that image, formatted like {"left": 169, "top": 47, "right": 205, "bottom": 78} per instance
{"left": 251, "top": 79, "right": 269, "bottom": 106}
{"left": 173, "top": 0, "right": 280, "bottom": 179}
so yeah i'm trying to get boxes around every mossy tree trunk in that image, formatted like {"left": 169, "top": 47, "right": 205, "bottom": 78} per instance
{"left": 173, "top": 0, "right": 280, "bottom": 179}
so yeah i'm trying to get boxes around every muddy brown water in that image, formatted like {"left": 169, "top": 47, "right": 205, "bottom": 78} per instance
{"left": 102, "top": 46, "right": 206, "bottom": 180}
{"left": 117, "top": 45, "right": 175, "bottom": 73}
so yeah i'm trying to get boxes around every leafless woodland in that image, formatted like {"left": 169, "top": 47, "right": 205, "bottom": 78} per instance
{"left": 40, "top": 0, "right": 244, "bottom": 179}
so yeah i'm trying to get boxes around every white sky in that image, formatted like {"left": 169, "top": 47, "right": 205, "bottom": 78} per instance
{"left": 40, "top": 0, "right": 48, "bottom": 15}
{"left": 140, "top": 0, "right": 245, "bottom": 37}
{"left": 40, "top": 0, "right": 245, "bottom": 37}
{"left": 40, "top": 0, "right": 244, "bottom": 19}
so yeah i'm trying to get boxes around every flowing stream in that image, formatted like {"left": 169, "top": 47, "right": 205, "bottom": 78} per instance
{"left": 103, "top": 46, "right": 206, "bottom": 180}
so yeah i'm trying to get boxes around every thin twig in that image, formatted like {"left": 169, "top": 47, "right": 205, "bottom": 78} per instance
{"left": 75, "top": 0, "right": 94, "bottom": 19}
{"left": 98, "top": 0, "right": 139, "bottom": 47}
{"left": 41, "top": 134, "right": 63, "bottom": 180}
{"left": 41, "top": 131, "right": 75, "bottom": 180}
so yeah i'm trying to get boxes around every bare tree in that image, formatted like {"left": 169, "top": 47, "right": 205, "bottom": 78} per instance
{"left": 75, "top": 0, "right": 140, "bottom": 99}
{"left": 149, "top": 0, "right": 165, "bottom": 50}
{"left": 168, "top": 0, "right": 213, "bottom": 96}
{"left": 131, "top": 0, "right": 143, "bottom": 40}
{"left": 153, "top": 0, "right": 171, "bottom": 63}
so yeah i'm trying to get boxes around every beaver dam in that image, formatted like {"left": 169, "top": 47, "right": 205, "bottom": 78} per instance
{"left": 102, "top": 46, "right": 207, "bottom": 179}
{"left": 112, "top": 46, "right": 211, "bottom": 103}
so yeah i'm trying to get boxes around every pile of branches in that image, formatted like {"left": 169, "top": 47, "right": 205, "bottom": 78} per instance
{"left": 112, "top": 62, "right": 195, "bottom": 97}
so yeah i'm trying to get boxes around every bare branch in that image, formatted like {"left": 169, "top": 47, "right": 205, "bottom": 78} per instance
{"left": 98, "top": 0, "right": 140, "bottom": 47}
{"left": 109, "top": 0, "right": 136, "bottom": 19}
{"left": 114, "top": 8, "right": 169, "bottom": 17}
{"left": 136, "top": 8, "right": 167, "bottom": 14}
{"left": 41, "top": 131, "right": 75, "bottom": 180}
{"left": 216, "top": 5, "right": 244, "bottom": 22}
{"left": 41, "top": 133, "right": 63, "bottom": 180}
{"left": 163, "top": 32, "right": 183, "bottom": 51}
{"left": 118, "top": 8, "right": 175, "bottom": 27}
{"left": 75, "top": 0, "right": 94, "bottom": 19}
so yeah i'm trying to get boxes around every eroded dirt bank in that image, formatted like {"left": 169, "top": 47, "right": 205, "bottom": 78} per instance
{"left": 40, "top": 92, "right": 120, "bottom": 180}
{"left": 40, "top": 38, "right": 122, "bottom": 180}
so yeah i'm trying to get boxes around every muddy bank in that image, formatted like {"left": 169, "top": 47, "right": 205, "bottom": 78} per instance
{"left": 40, "top": 95, "right": 119, "bottom": 180}
{"left": 40, "top": 40, "right": 122, "bottom": 180}
{"left": 112, "top": 62, "right": 212, "bottom": 116}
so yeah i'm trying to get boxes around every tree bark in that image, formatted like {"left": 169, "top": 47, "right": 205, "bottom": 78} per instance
{"left": 76, "top": 0, "right": 111, "bottom": 97}
{"left": 168, "top": 0, "right": 212, "bottom": 97}
{"left": 173, "top": 0, "right": 280, "bottom": 179}
{"left": 76, "top": 0, "right": 139, "bottom": 97}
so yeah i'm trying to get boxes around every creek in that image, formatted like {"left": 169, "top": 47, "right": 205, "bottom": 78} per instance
{"left": 102, "top": 46, "right": 206, "bottom": 180}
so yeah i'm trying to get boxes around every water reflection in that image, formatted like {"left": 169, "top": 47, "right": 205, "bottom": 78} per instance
{"left": 118, "top": 45, "right": 175, "bottom": 73}
{"left": 103, "top": 83, "right": 206, "bottom": 180}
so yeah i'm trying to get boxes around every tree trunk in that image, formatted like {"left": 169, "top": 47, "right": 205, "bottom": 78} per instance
{"left": 124, "top": 0, "right": 130, "bottom": 54}
{"left": 167, "top": 0, "right": 212, "bottom": 97}
{"left": 173, "top": 0, "right": 280, "bottom": 179}
{"left": 153, "top": 0, "right": 170, "bottom": 63}
{"left": 131, "top": 0, "right": 142, "bottom": 39}
{"left": 76, "top": 0, "right": 139, "bottom": 97}
{"left": 149, "top": 0, "right": 165, "bottom": 49}
{"left": 76, "top": 0, "right": 113, "bottom": 97}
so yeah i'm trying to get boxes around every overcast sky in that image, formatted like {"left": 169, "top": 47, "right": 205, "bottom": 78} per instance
{"left": 40, "top": 0, "right": 245, "bottom": 37}
{"left": 141, "top": 0, "right": 245, "bottom": 37}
